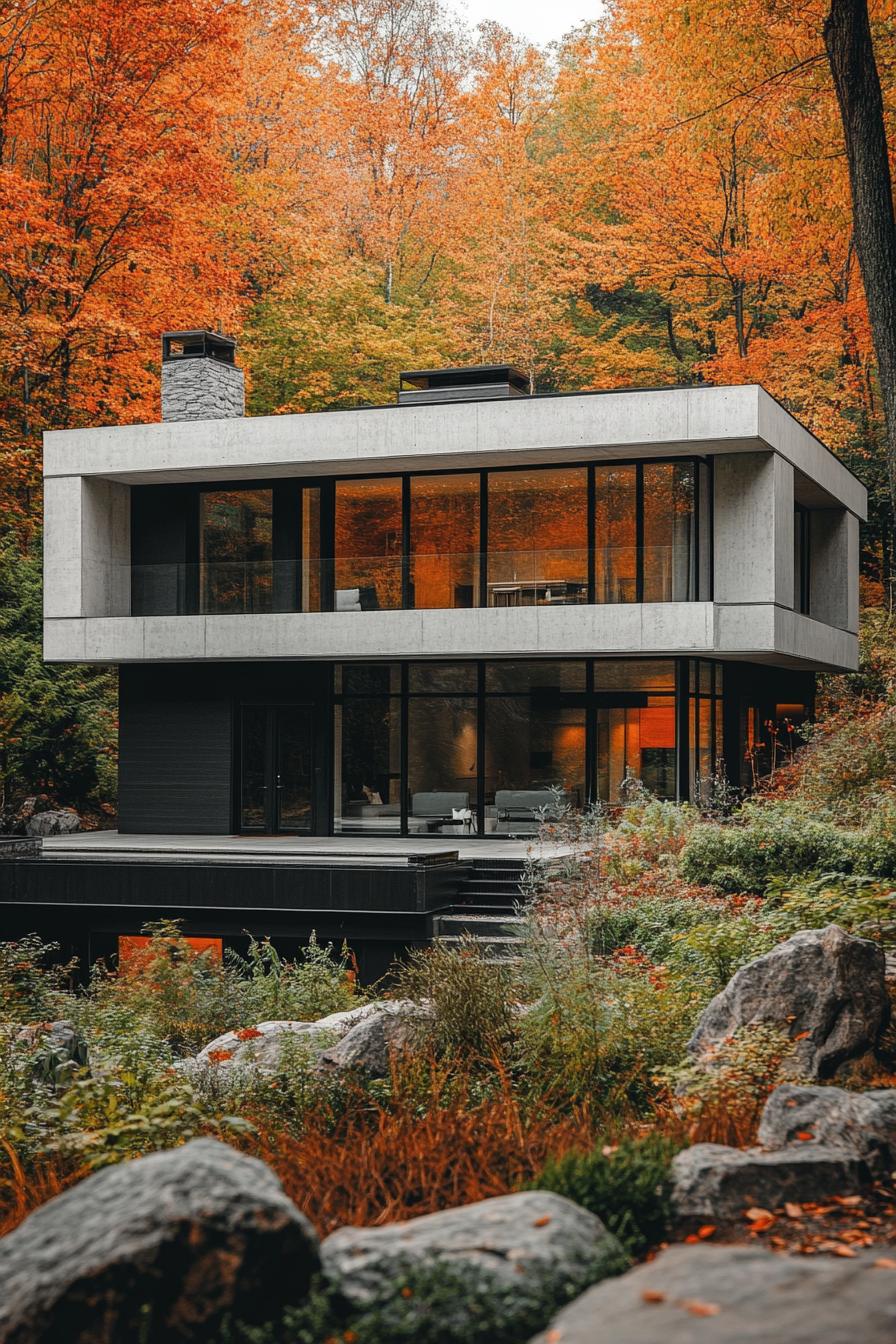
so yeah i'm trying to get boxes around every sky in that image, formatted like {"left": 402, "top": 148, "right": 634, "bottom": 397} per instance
{"left": 453, "top": 0, "right": 603, "bottom": 46}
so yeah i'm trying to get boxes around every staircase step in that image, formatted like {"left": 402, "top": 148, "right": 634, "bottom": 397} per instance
{"left": 435, "top": 912, "right": 526, "bottom": 939}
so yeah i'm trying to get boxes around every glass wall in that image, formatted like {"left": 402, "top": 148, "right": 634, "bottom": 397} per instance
{"left": 331, "top": 657, "right": 737, "bottom": 832}
{"left": 487, "top": 468, "right": 588, "bottom": 606}
{"left": 643, "top": 462, "right": 695, "bottom": 602}
{"left": 334, "top": 664, "right": 401, "bottom": 833}
{"left": 199, "top": 488, "right": 273, "bottom": 614}
{"left": 407, "top": 664, "right": 479, "bottom": 832}
{"left": 134, "top": 457, "right": 710, "bottom": 615}
{"left": 594, "top": 465, "right": 637, "bottom": 602}
{"left": 334, "top": 478, "right": 403, "bottom": 611}
{"left": 594, "top": 660, "right": 677, "bottom": 803}
{"left": 410, "top": 474, "right": 479, "bottom": 609}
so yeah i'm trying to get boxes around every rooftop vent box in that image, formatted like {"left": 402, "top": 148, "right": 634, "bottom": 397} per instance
{"left": 162, "top": 330, "right": 236, "bottom": 365}
{"left": 398, "top": 364, "right": 529, "bottom": 406}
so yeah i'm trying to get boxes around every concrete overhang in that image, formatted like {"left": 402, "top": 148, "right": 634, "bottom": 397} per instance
{"left": 43, "top": 384, "right": 867, "bottom": 520}
{"left": 42, "top": 602, "right": 859, "bottom": 674}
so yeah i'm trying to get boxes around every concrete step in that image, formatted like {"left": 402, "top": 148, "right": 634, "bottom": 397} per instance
{"left": 434, "top": 911, "right": 527, "bottom": 939}
{"left": 433, "top": 933, "right": 522, "bottom": 962}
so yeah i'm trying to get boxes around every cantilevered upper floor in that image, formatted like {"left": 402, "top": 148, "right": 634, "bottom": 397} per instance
{"left": 42, "top": 344, "right": 867, "bottom": 672}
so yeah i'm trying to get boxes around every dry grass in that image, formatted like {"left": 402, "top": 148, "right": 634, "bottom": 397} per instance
{"left": 0, "top": 1141, "right": 84, "bottom": 1237}
{"left": 248, "top": 1057, "right": 601, "bottom": 1235}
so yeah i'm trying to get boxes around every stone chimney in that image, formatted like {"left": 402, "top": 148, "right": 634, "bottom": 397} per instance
{"left": 161, "top": 330, "right": 244, "bottom": 421}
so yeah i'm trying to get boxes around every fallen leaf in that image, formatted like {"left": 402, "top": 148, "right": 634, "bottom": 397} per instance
{"left": 641, "top": 1290, "right": 666, "bottom": 1304}
{"left": 833, "top": 1195, "right": 862, "bottom": 1207}
{"left": 748, "top": 1215, "right": 776, "bottom": 1233}
{"left": 532, "top": 1216, "right": 552, "bottom": 1227}
{"left": 784, "top": 1202, "right": 803, "bottom": 1219}
{"left": 873, "top": 1257, "right": 896, "bottom": 1270}
{"left": 830, "top": 1245, "right": 857, "bottom": 1258}
{"left": 696, "top": 1224, "right": 716, "bottom": 1240}
{"left": 792, "top": 1030, "right": 812, "bottom": 1040}
{"left": 744, "top": 1207, "right": 773, "bottom": 1222}
{"left": 546, "top": 1332, "right": 563, "bottom": 1343}
{"left": 794, "top": 1131, "right": 815, "bottom": 1141}
{"left": 683, "top": 1300, "right": 721, "bottom": 1317}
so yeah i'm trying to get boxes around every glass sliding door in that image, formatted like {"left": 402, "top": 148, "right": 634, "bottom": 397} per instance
{"left": 200, "top": 488, "right": 273, "bottom": 613}
{"left": 643, "top": 462, "right": 695, "bottom": 602}
{"left": 594, "top": 465, "right": 637, "bottom": 602}
{"left": 409, "top": 474, "right": 480, "bottom": 609}
{"left": 407, "top": 691, "right": 479, "bottom": 833}
{"left": 334, "top": 478, "right": 402, "bottom": 611}
{"left": 487, "top": 468, "right": 588, "bottom": 607}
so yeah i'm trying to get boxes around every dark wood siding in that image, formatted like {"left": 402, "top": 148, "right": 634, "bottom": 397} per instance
{"left": 118, "top": 697, "right": 232, "bottom": 833}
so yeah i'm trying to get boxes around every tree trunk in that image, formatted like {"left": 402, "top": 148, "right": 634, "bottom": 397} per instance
{"left": 825, "top": 0, "right": 896, "bottom": 524}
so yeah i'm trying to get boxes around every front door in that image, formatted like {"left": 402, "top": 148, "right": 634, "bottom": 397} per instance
{"left": 239, "top": 705, "right": 315, "bottom": 833}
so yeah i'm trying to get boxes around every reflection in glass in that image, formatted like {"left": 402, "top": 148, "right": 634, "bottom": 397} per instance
{"left": 276, "top": 707, "right": 314, "bottom": 832}
{"left": 595, "top": 660, "right": 676, "bottom": 691}
{"left": 407, "top": 698, "right": 478, "bottom": 833}
{"left": 487, "top": 468, "right": 588, "bottom": 606}
{"left": 597, "top": 698, "right": 676, "bottom": 802}
{"left": 643, "top": 462, "right": 695, "bottom": 601}
{"left": 302, "top": 486, "right": 322, "bottom": 612}
{"left": 485, "top": 698, "right": 585, "bottom": 834}
{"left": 334, "top": 477, "right": 402, "bottom": 611}
{"left": 410, "top": 474, "right": 480, "bottom": 609}
{"left": 408, "top": 663, "right": 477, "bottom": 693}
{"left": 200, "top": 489, "right": 273, "bottom": 614}
{"left": 485, "top": 661, "right": 585, "bottom": 693}
{"left": 594, "top": 465, "right": 637, "bottom": 602}
{"left": 240, "top": 706, "right": 268, "bottom": 830}
{"left": 334, "top": 696, "right": 401, "bottom": 834}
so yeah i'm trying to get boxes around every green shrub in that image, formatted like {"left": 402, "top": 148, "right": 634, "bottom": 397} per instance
{"left": 527, "top": 1134, "right": 680, "bottom": 1257}
{"left": 391, "top": 936, "right": 517, "bottom": 1059}
{"left": 766, "top": 874, "right": 896, "bottom": 945}
{"left": 679, "top": 802, "right": 863, "bottom": 892}
{"left": 516, "top": 957, "right": 701, "bottom": 1111}
{"left": 665, "top": 913, "right": 780, "bottom": 990}
{"left": 586, "top": 895, "right": 722, "bottom": 962}
{"left": 226, "top": 934, "right": 361, "bottom": 1026}
{"left": 0, "top": 933, "right": 77, "bottom": 1024}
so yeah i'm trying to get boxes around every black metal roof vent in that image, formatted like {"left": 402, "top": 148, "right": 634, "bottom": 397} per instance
{"left": 161, "top": 330, "right": 236, "bottom": 365}
{"left": 398, "top": 364, "right": 529, "bottom": 405}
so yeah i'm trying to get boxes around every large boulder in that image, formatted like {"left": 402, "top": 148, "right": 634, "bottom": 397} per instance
{"left": 687, "top": 925, "right": 889, "bottom": 1079}
{"left": 13, "top": 1020, "right": 88, "bottom": 1088}
{"left": 196, "top": 1002, "right": 381, "bottom": 1072}
{"left": 23, "top": 809, "right": 80, "bottom": 837}
{"left": 0, "top": 1139, "right": 319, "bottom": 1343}
{"left": 321, "top": 1191, "right": 625, "bottom": 1338}
{"left": 758, "top": 1082, "right": 896, "bottom": 1174}
{"left": 671, "top": 1142, "right": 870, "bottom": 1224}
{"left": 316, "top": 1001, "right": 424, "bottom": 1078}
{"left": 529, "top": 1243, "right": 896, "bottom": 1344}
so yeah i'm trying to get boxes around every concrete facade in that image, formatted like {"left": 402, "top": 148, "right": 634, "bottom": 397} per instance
{"left": 42, "top": 382, "right": 866, "bottom": 673}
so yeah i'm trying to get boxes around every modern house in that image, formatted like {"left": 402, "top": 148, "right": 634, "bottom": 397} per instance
{"left": 3, "top": 334, "right": 867, "bottom": 976}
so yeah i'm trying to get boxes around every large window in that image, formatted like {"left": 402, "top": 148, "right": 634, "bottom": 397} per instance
{"left": 332, "top": 658, "right": 732, "bottom": 832}
{"left": 133, "top": 457, "right": 709, "bottom": 616}
{"left": 595, "top": 660, "right": 677, "bottom": 803}
{"left": 410, "top": 474, "right": 480, "bottom": 609}
{"left": 487, "top": 469, "right": 588, "bottom": 607}
{"left": 334, "top": 478, "right": 402, "bottom": 611}
{"left": 483, "top": 661, "right": 586, "bottom": 835}
{"left": 595, "top": 465, "right": 637, "bottom": 602}
{"left": 199, "top": 488, "right": 273, "bottom": 614}
{"left": 643, "top": 462, "right": 695, "bottom": 602}
{"left": 407, "top": 663, "right": 479, "bottom": 833}
{"left": 334, "top": 664, "right": 401, "bottom": 833}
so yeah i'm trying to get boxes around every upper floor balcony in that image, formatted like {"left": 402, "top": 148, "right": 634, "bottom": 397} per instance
{"left": 41, "top": 381, "right": 866, "bottom": 671}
